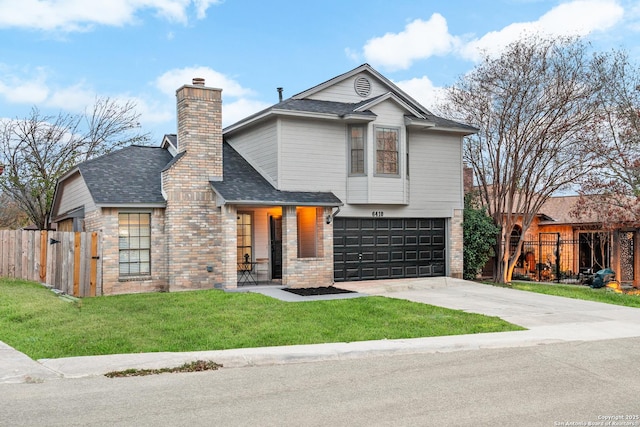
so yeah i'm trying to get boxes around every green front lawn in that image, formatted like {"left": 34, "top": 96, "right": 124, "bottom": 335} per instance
{"left": 508, "top": 281, "right": 640, "bottom": 308}
{"left": 0, "top": 278, "right": 523, "bottom": 360}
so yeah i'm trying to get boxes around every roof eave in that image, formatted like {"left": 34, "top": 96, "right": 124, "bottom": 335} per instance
{"left": 221, "top": 199, "right": 343, "bottom": 207}
{"left": 94, "top": 203, "right": 167, "bottom": 208}
{"left": 404, "top": 116, "right": 436, "bottom": 129}
{"left": 356, "top": 92, "right": 425, "bottom": 119}
{"left": 429, "top": 125, "right": 478, "bottom": 136}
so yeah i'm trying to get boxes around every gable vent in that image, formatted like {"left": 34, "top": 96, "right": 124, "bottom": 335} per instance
{"left": 354, "top": 76, "right": 371, "bottom": 97}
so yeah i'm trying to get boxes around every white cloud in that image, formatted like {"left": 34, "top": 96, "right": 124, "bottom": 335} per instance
{"left": 155, "top": 66, "right": 255, "bottom": 98}
{"left": 460, "top": 0, "right": 624, "bottom": 61}
{"left": 362, "top": 13, "right": 459, "bottom": 71}
{"left": 394, "top": 76, "right": 446, "bottom": 112}
{"left": 45, "top": 82, "right": 97, "bottom": 111}
{"left": 193, "top": 0, "right": 220, "bottom": 19}
{"left": 0, "top": 68, "right": 50, "bottom": 104}
{"left": 222, "top": 98, "right": 271, "bottom": 128}
{"left": 155, "top": 66, "right": 270, "bottom": 127}
{"left": 0, "top": 0, "right": 221, "bottom": 32}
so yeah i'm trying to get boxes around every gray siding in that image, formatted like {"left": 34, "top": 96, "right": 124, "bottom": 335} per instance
{"left": 226, "top": 121, "right": 279, "bottom": 186}
{"left": 307, "top": 72, "right": 390, "bottom": 103}
{"left": 55, "top": 172, "right": 96, "bottom": 216}
{"left": 279, "top": 117, "right": 346, "bottom": 196}
{"left": 408, "top": 131, "right": 463, "bottom": 216}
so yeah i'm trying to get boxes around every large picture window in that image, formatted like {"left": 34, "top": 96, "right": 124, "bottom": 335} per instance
{"left": 375, "top": 127, "right": 399, "bottom": 175}
{"left": 118, "top": 213, "right": 151, "bottom": 276}
{"left": 349, "top": 125, "right": 366, "bottom": 175}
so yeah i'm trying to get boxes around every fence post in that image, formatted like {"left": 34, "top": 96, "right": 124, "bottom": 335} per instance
{"left": 90, "top": 232, "right": 98, "bottom": 296}
{"left": 40, "top": 231, "right": 47, "bottom": 282}
{"left": 73, "top": 232, "right": 81, "bottom": 296}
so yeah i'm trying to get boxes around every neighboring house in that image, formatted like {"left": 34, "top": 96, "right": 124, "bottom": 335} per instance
{"left": 50, "top": 64, "right": 476, "bottom": 295}
{"left": 488, "top": 195, "right": 639, "bottom": 287}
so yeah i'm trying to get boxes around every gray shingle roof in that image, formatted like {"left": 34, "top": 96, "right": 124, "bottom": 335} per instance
{"left": 275, "top": 97, "right": 381, "bottom": 117}
{"left": 211, "top": 143, "right": 342, "bottom": 206}
{"left": 78, "top": 145, "right": 173, "bottom": 205}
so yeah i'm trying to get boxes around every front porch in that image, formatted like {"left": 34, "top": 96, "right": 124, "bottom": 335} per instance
{"left": 228, "top": 204, "right": 336, "bottom": 289}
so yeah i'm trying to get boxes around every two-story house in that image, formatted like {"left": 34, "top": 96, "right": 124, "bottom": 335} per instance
{"left": 50, "top": 64, "right": 476, "bottom": 295}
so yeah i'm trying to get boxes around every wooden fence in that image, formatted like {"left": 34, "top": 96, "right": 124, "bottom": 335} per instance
{"left": 0, "top": 230, "right": 102, "bottom": 297}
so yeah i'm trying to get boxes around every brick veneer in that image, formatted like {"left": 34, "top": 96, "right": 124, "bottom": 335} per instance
{"left": 450, "top": 208, "right": 464, "bottom": 278}
{"left": 281, "top": 206, "right": 334, "bottom": 288}
{"left": 85, "top": 207, "right": 168, "bottom": 295}
{"left": 162, "top": 83, "right": 226, "bottom": 291}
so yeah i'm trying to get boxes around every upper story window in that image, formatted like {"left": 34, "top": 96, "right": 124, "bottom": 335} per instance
{"left": 375, "top": 127, "right": 399, "bottom": 175}
{"left": 118, "top": 212, "right": 151, "bottom": 277}
{"left": 349, "top": 125, "right": 366, "bottom": 175}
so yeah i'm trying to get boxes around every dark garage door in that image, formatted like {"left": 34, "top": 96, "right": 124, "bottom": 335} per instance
{"left": 333, "top": 217, "right": 446, "bottom": 282}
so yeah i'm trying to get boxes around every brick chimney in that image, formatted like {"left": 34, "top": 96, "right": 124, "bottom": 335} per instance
{"left": 175, "top": 78, "right": 223, "bottom": 180}
{"left": 163, "top": 78, "right": 227, "bottom": 291}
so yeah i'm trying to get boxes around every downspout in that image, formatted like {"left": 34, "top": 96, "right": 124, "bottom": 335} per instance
{"left": 326, "top": 206, "right": 341, "bottom": 224}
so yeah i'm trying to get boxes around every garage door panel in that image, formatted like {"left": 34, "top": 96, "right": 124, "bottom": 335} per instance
{"left": 376, "top": 266, "right": 390, "bottom": 277}
{"left": 404, "top": 219, "right": 418, "bottom": 230}
{"left": 376, "top": 235, "right": 389, "bottom": 246}
{"left": 376, "top": 251, "right": 389, "bottom": 262}
{"left": 405, "top": 251, "right": 418, "bottom": 261}
{"left": 334, "top": 217, "right": 446, "bottom": 282}
{"left": 361, "top": 252, "right": 375, "bottom": 262}
{"left": 360, "top": 267, "right": 376, "bottom": 280}
{"left": 361, "top": 235, "right": 375, "bottom": 246}
{"left": 360, "top": 219, "right": 375, "bottom": 230}
{"left": 419, "top": 235, "right": 432, "bottom": 245}
{"left": 390, "top": 219, "right": 403, "bottom": 230}
{"left": 391, "top": 235, "right": 404, "bottom": 246}
{"left": 418, "top": 265, "right": 432, "bottom": 275}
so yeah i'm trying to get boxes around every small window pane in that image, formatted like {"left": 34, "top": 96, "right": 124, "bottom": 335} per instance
{"left": 119, "top": 213, "right": 151, "bottom": 277}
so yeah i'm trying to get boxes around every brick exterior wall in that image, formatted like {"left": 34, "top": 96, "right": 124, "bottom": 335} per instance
{"left": 281, "top": 206, "right": 334, "bottom": 288}
{"left": 162, "top": 82, "right": 229, "bottom": 291}
{"left": 450, "top": 209, "right": 464, "bottom": 279}
{"left": 84, "top": 207, "right": 168, "bottom": 295}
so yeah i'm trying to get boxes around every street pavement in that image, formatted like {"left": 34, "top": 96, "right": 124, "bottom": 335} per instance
{"left": 2, "top": 277, "right": 640, "bottom": 384}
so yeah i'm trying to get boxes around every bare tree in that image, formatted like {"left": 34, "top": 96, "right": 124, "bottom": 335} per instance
{"left": 0, "top": 192, "right": 28, "bottom": 229}
{"left": 573, "top": 50, "right": 640, "bottom": 227}
{"left": 442, "top": 36, "right": 602, "bottom": 283}
{"left": 0, "top": 98, "right": 150, "bottom": 230}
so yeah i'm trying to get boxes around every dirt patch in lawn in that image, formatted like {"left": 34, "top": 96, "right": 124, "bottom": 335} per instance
{"left": 284, "top": 286, "right": 355, "bottom": 296}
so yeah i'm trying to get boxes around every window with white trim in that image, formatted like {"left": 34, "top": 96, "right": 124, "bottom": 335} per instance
{"left": 349, "top": 125, "right": 366, "bottom": 175}
{"left": 375, "top": 127, "right": 399, "bottom": 175}
{"left": 118, "top": 213, "right": 151, "bottom": 276}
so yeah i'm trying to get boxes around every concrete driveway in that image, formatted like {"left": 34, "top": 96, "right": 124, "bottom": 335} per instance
{"left": 339, "top": 277, "right": 640, "bottom": 341}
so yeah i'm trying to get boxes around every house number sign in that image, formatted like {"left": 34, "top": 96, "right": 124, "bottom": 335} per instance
{"left": 371, "top": 211, "right": 384, "bottom": 217}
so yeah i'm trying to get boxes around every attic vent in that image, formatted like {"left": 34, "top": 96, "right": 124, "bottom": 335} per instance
{"left": 354, "top": 76, "right": 371, "bottom": 97}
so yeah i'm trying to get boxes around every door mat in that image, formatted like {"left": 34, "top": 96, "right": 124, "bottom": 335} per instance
{"left": 283, "top": 286, "right": 355, "bottom": 296}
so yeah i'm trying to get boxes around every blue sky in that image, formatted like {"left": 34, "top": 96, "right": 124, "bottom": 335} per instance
{"left": 0, "top": 0, "right": 638, "bottom": 142}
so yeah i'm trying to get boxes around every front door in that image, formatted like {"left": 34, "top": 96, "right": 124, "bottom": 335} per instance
{"left": 270, "top": 216, "right": 282, "bottom": 279}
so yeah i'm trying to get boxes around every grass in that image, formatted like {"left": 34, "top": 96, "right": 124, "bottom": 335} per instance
{"left": 0, "top": 278, "right": 523, "bottom": 360}
{"left": 505, "top": 281, "right": 640, "bottom": 308}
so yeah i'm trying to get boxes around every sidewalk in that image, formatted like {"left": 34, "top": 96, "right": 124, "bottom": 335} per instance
{"left": 3, "top": 277, "right": 640, "bottom": 384}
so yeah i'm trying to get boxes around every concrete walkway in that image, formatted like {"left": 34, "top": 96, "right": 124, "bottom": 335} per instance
{"left": 2, "top": 277, "right": 640, "bottom": 384}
